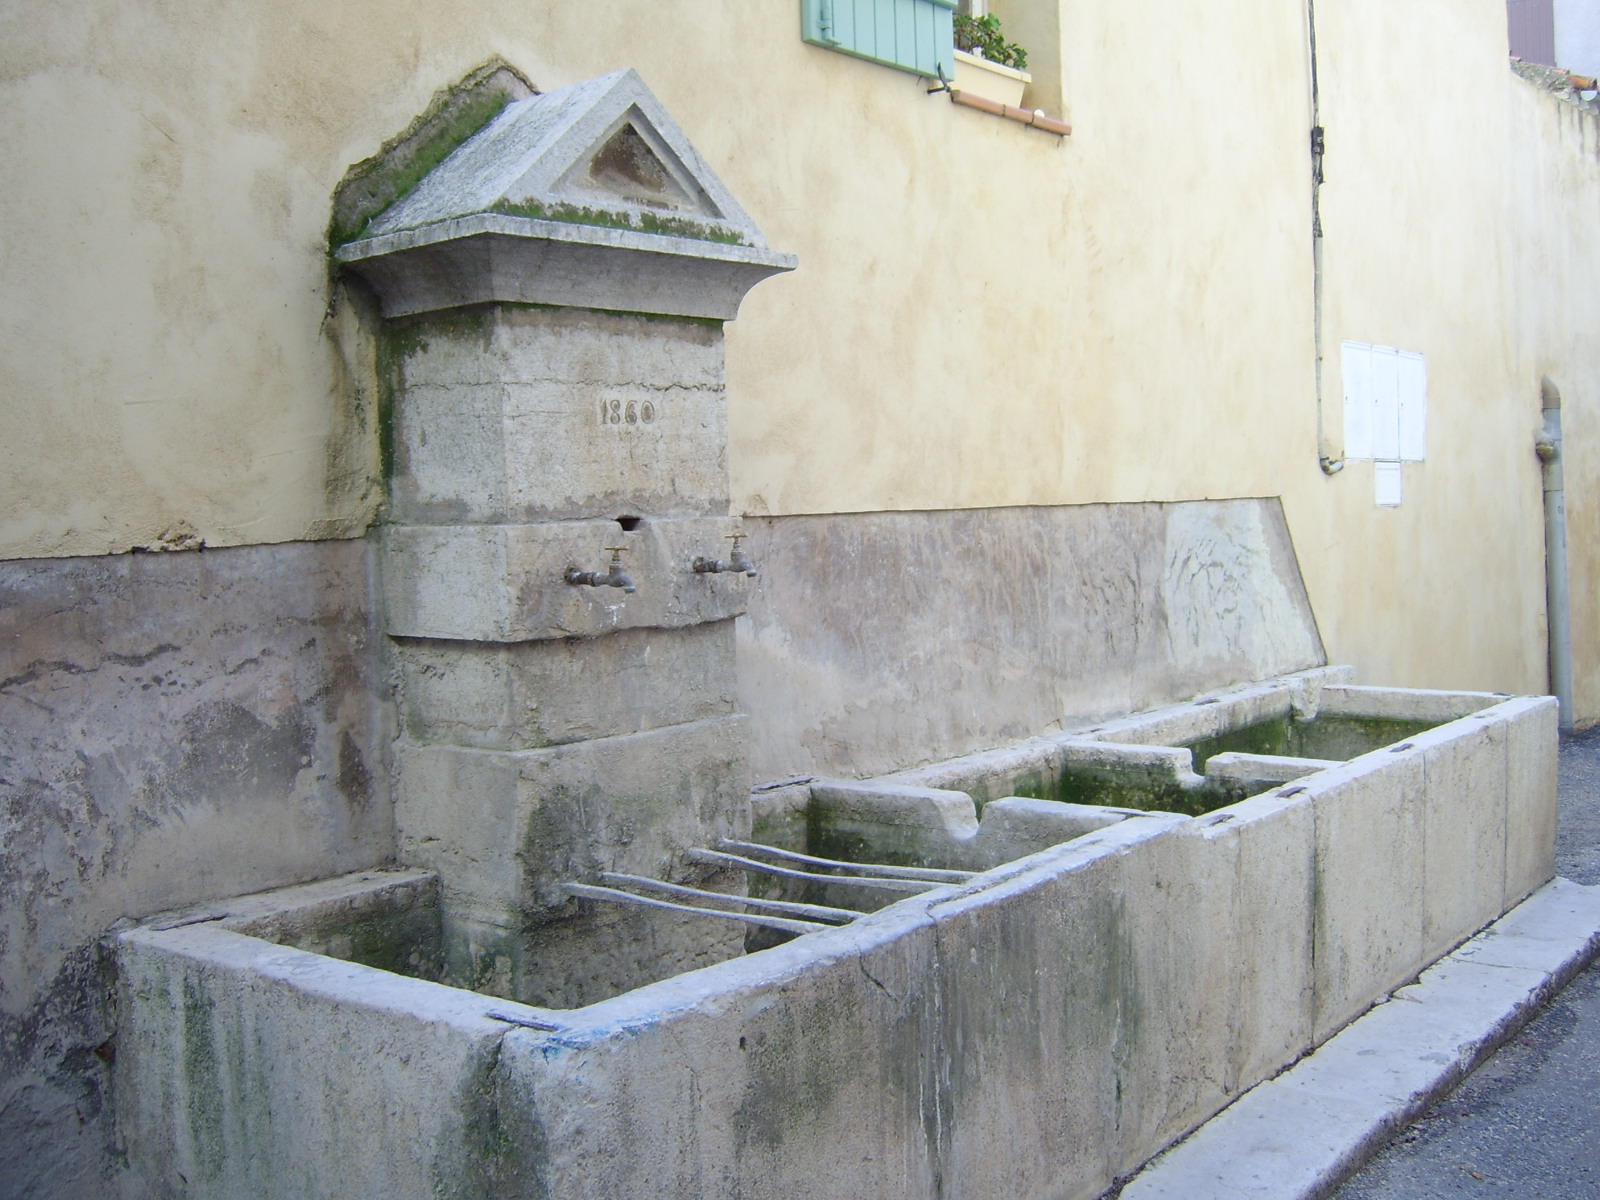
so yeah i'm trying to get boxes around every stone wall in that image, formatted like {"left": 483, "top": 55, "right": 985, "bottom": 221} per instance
{"left": 0, "top": 540, "right": 390, "bottom": 1198}
{"left": 739, "top": 498, "right": 1325, "bottom": 781}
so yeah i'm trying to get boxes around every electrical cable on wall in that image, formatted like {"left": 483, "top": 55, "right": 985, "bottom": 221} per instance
{"left": 1309, "top": 0, "right": 1344, "bottom": 475}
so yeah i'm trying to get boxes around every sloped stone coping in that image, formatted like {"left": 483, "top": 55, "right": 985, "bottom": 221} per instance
{"left": 337, "top": 212, "right": 797, "bottom": 319}
{"left": 336, "top": 68, "right": 796, "bottom": 320}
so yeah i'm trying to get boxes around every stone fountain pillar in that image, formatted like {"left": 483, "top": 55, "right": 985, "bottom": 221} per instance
{"left": 337, "top": 69, "right": 794, "bottom": 1005}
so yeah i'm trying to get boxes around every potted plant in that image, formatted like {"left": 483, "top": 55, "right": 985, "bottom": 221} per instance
{"left": 952, "top": 9, "right": 1031, "bottom": 107}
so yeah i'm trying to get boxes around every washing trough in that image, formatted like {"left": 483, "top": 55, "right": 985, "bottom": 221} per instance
{"left": 113, "top": 668, "right": 1556, "bottom": 1199}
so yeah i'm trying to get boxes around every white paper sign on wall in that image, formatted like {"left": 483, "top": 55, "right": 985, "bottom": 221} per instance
{"left": 1341, "top": 340, "right": 1426, "bottom": 506}
{"left": 1374, "top": 460, "right": 1404, "bottom": 507}
{"left": 1397, "top": 350, "right": 1427, "bottom": 461}
{"left": 1342, "top": 341, "right": 1374, "bottom": 460}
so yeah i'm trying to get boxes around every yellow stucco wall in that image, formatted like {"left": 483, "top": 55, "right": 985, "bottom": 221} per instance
{"left": 0, "top": 0, "right": 1312, "bottom": 552}
{"left": 731, "top": 0, "right": 1317, "bottom": 518}
{"left": 1286, "top": 0, "right": 1549, "bottom": 697}
{"left": 1506, "top": 73, "right": 1600, "bottom": 720}
{"left": 2, "top": 0, "right": 1596, "bottom": 705}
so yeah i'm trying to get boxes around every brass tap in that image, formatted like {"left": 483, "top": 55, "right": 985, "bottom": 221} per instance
{"left": 693, "top": 534, "right": 757, "bottom": 578}
{"left": 566, "top": 546, "right": 636, "bottom": 593}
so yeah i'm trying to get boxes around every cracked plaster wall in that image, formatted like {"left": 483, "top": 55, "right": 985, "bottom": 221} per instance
{"left": 0, "top": 540, "right": 391, "bottom": 1198}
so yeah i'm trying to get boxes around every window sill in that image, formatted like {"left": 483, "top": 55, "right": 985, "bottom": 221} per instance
{"left": 942, "top": 86, "right": 1071, "bottom": 136}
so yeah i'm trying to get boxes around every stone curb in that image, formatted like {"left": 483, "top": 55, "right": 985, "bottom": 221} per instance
{"left": 1120, "top": 877, "right": 1600, "bottom": 1199}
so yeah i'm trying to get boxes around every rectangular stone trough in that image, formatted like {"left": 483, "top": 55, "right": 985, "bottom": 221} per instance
{"left": 112, "top": 672, "right": 1557, "bottom": 1200}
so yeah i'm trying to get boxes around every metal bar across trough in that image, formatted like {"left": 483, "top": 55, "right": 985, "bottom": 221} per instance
{"left": 717, "top": 839, "right": 978, "bottom": 883}
{"left": 599, "top": 872, "right": 864, "bottom": 924}
{"left": 686, "top": 849, "right": 949, "bottom": 893}
{"left": 564, "top": 883, "right": 827, "bottom": 935}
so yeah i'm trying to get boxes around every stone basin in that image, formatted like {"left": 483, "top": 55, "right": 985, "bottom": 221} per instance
{"left": 112, "top": 672, "right": 1556, "bottom": 1200}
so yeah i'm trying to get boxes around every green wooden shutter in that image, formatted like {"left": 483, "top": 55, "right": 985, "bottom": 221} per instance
{"left": 802, "top": 0, "right": 956, "bottom": 80}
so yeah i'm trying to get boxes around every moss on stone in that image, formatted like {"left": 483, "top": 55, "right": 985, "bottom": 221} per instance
{"left": 489, "top": 197, "right": 752, "bottom": 246}
{"left": 1018, "top": 768, "right": 1225, "bottom": 818}
{"left": 1184, "top": 712, "right": 1437, "bottom": 772}
{"left": 329, "top": 59, "right": 535, "bottom": 248}
{"left": 373, "top": 321, "right": 428, "bottom": 484}
{"left": 340, "top": 912, "right": 445, "bottom": 981}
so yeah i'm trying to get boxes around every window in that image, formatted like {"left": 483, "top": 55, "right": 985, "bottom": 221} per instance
{"left": 802, "top": 0, "right": 958, "bottom": 81}
{"left": 801, "top": 0, "right": 1069, "bottom": 133}
{"left": 1507, "top": 0, "right": 1556, "bottom": 66}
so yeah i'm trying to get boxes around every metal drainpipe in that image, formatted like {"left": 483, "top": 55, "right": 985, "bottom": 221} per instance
{"left": 1308, "top": 0, "right": 1342, "bottom": 475}
{"left": 1538, "top": 376, "right": 1575, "bottom": 730}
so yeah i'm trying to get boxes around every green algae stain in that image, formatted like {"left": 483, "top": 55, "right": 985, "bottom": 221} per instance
{"left": 1184, "top": 713, "right": 1438, "bottom": 773}
{"left": 1032, "top": 769, "right": 1230, "bottom": 818}
{"left": 489, "top": 198, "right": 752, "bottom": 246}
{"left": 179, "top": 975, "right": 227, "bottom": 1180}
{"left": 373, "top": 321, "right": 427, "bottom": 484}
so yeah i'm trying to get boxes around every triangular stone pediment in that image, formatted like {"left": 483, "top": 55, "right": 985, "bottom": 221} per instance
{"left": 366, "top": 69, "right": 766, "bottom": 247}
{"left": 555, "top": 113, "right": 716, "bottom": 216}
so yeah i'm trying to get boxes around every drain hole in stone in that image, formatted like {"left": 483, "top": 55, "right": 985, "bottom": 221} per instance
{"left": 616, "top": 515, "right": 643, "bottom": 531}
